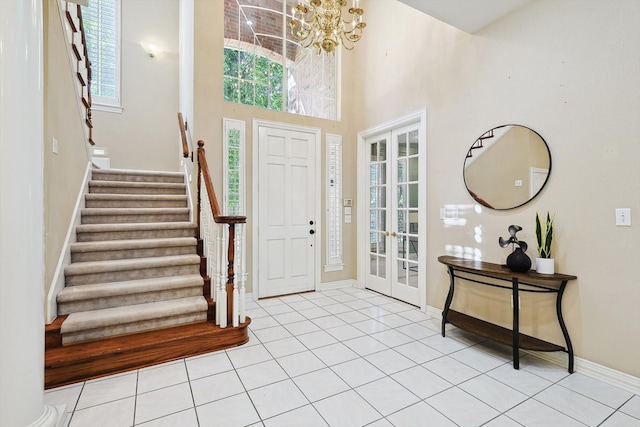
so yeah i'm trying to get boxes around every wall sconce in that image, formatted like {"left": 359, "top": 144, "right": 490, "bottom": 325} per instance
{"left": 140, "top": 41, "right": 163, "bottom": 58}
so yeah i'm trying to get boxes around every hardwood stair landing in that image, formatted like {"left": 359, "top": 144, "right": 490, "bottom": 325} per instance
{"left": 45, "top": 316, "right": 251, "bottom": 389}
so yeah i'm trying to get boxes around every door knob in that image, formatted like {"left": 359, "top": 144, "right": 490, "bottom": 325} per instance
{"left": 385, "top": 231, "right": 390, "bottom": 236}
{"left": 309, "top": 229, "right": 315, "bottom": 235}
{"left": 391, "top": 232, "right": 397, "bottom": 237}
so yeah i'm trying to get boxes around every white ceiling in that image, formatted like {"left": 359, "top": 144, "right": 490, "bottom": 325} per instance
{"left": 397, "top": 0, "right": 533, "bottom": 33}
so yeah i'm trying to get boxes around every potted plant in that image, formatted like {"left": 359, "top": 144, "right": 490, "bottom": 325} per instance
{"left": 535, "top": 211, "right": 555, "bottom": 274}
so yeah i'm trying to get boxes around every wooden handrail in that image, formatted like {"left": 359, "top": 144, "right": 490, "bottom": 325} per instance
{"left": 177, "top": 112, "right": 190, "bottom": 159}
{"left": 196, "top": 140, "right": 246, "bottom": 225}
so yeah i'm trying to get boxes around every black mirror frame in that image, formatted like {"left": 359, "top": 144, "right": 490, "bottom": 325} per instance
{"left": 463, "top": 124, "right": 552, "bottom": 210}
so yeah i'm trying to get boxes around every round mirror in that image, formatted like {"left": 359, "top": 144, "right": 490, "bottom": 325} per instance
{"left": 463, "top": 125, "right": 551, "bottom": 210}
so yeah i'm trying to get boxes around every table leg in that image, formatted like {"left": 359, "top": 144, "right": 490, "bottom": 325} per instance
{"left": 441, "top": 266, "right": 455, "bottom": 337}
{"left": 512, "top": 277, "right": 520, "bottom": 369}
{"left": 556, "top": 280, "right": 574, "bottom": 373}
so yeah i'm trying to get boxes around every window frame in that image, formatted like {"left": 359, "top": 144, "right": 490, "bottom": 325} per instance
{"left": 223, "top": 0, "right": 339, "bottom": 120}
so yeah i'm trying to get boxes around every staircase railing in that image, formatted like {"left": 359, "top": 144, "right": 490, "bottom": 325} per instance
{"left": 196, "top": 140, "right": 247, "bottom": 328}
{"left": 62, "top": 0, "right": 94, "bottom": 146}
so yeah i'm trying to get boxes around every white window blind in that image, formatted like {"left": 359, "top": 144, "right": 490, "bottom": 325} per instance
{"left": 82, "top": 0, "right": 121, "bottom": 110}
{"left": 223, "top": 119, "right": 246, "bottom": 216}
{"left": 325, "top": 134, "right": 343, "bottom": 271}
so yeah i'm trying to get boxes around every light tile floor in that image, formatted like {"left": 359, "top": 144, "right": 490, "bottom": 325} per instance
{"left": 45, "top": 287, "right": 640, "bottom": 427}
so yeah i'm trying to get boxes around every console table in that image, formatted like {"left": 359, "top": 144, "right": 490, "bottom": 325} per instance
{"left": 438, "top": 255, "right": 577, "bottom": 373}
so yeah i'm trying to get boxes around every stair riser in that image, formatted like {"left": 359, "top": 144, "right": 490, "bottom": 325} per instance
{"left": 86, "top": 199, "right": 187, "bottom": 208}
{"left": 89, "top": 186, "right": 186, "bottom": 195}
{"left": 66, "top": 264, "right": 200, "bottom": 286}
{"left": 81, "top": 213, "right": 190, "bottom": 224}
{"left": 58, "top": 287, "right": 204, "bottom": 315}
{"left": 71, "top": 246, "right": 196, "bottom": 263}
{"left": 77, "top": 228, "right": 196, "bottom": 242}
{"left": 62, "top": 312, "right": 206, "bottom": 345}
{"left": 92, "top": 172, "right": 184, "bottom": 184}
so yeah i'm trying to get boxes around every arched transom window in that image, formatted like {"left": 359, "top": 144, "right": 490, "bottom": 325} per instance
{"left": 223, "top": 0, "right": 338, "bottom": 120}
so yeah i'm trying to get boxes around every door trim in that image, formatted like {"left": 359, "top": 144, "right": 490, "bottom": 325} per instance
{"left": 252, "top": 119, "right": 322, "bottom": 300}
{"left": 357, "top": 109, "right": 427, "bottom": 311}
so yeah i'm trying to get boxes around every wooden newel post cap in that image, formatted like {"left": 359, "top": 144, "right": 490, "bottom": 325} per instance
{"left": 197, "top": 140, "right": 205, "bottom": 148}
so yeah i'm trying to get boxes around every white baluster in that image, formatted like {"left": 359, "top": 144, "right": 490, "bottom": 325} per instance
{"left": 232, "top": 223, "right": 240, "bottom": 327}
{"left": 218, "top": 223, "right": 227, "bottom": 328}
{"left": 238, "top": 223, "right": 246, "bottom": 324}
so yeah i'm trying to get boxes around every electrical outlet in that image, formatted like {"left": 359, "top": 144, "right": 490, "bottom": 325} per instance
{"left": 615, "top": 208, "right": 631, "bottom": 226}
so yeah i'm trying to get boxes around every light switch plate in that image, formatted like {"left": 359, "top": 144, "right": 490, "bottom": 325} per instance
{"left": 615, "top": 208, "right": 631, "bottom": 226}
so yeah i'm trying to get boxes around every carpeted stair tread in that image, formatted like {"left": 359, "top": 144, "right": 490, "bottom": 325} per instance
{"left": 82, "top": 207, "right": 190, "bottom": 215}
{"left": 75, "top": 222, "right": 197, "bottom": 242}
{"left": 57, "top": 274, "right": 204, "bottom": 303}
{"left": 92, "top": 168, "right": 185, "bottom": 183}
{"left": 65, "top": 254, "right": 200, "bottom": 276}
{"left": 89, "top": 180, "right": 186, "bottom": 190}
{"left": 85, "top": 193, "right": 188, "bottom": 208}
{"left": 71, "top": 237, "right": 196, "bottom": 253}
{"left": 60, "top": 296, "right": 208, "bottom": 333}
{"left": 80, "top": 207, "right": 190, "bottom": 224}
{"left": 76, "top": 222, "right": 196, "bottom": 232}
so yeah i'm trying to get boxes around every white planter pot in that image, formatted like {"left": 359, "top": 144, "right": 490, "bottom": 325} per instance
{"left": 536, "top": 258, "right": 555, "bottom": 274}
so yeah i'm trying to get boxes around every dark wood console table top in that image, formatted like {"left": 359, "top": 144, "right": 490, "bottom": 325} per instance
{"left": 438, "top": 255, "right": 577, "bottom": 373}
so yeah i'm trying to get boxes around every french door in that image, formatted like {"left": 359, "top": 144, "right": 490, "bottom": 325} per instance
{"left": 255, "top": 122, "right": 320, "bottom": 298}
{"left": 361, "top": 114, "right": 426, "bottom": 307}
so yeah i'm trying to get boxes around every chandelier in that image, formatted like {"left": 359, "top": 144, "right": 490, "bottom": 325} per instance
{"left": 288, "top": 0, "right": 366, "bottom": 54}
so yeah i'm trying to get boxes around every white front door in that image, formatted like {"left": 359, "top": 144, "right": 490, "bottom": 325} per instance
{"left": 256, "top": 123, "right": 318, "bottom": 298}
{"left": 360, "top": 113, "right": 426, "bottom": 308}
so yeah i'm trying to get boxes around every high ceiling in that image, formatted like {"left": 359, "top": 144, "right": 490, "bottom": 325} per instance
{"left": 397, "top": 0, "right": 533, "bottom": 33}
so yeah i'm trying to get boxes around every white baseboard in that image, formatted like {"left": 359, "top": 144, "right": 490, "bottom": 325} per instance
{"left": 427, "top": 305, "right": 640, "bottom": 395}
{"left": 46, "top": 162, "right": 92, "bottom": 323}
{"left": 525, "top": 350, "right": 640, "bottom": 395}
{"left": 319, "top": 279, "right": 357, "bottom": 291}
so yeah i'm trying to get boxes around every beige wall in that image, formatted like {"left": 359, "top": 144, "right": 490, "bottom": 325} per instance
{"left": 354, "top": 0, "right": 640, "bottom": 376}
{"left": 193, "top": 0, "right": 361, "bottom": 293}
{"left": 91, "top": 0, "right": 180, "bottom": 172}
{"left": 43, "top": 0, "right": 93, "bottom": 296}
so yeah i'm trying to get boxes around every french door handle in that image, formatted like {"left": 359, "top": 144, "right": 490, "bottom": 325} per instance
{"left": 385, "top": 231, "right": 390, "bottom": 237}
{"left": 391, "top": 232, "right": 397, "bottom": 237}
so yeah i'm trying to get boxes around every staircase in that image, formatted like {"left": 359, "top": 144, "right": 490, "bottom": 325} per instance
{"left": 45, "top": 168, "right": 250, "bottom": 388}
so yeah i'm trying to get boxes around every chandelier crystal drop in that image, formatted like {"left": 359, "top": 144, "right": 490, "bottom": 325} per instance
{"left": 288, "top": 0, "right": 366, "bottom": 54}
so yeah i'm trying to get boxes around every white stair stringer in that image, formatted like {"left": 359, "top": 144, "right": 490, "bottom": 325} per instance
{"left": 57, "top": 168, "right": 209, "bottom": 345}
